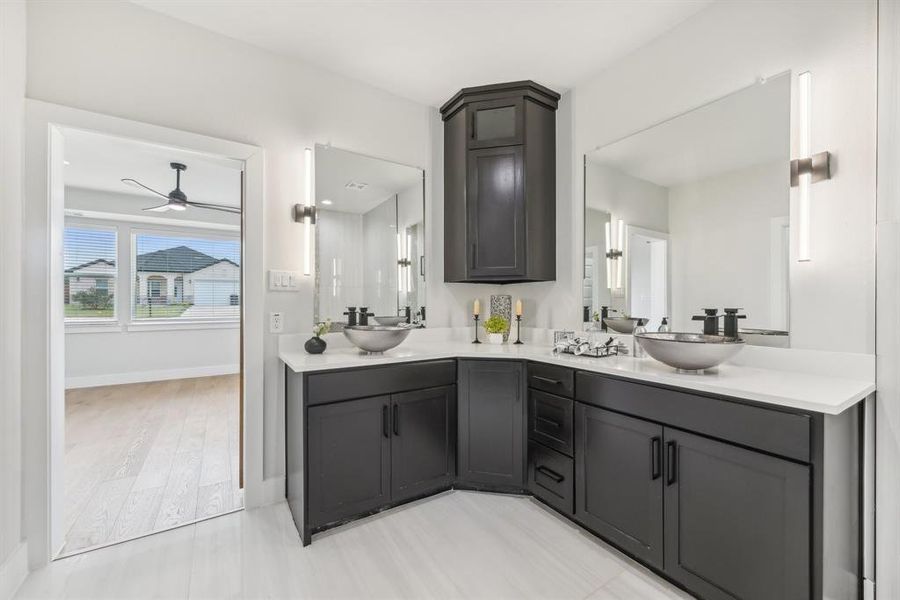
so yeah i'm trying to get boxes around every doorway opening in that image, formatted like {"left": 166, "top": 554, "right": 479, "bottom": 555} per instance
{"left": 627, "top": 227, "right": 669, "bottom": 332}
{"left": 58, "top": 129, "right": 244, "bottom": 556}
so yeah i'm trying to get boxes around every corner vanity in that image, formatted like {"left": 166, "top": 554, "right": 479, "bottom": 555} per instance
{"left": 282, "top": 339, "right": 873, "bottom": 600}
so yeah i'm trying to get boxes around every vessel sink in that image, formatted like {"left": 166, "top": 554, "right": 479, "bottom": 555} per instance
{"left": 635, "top": 332, "right": 745, "bottom": 371}
{"left": 343, "top": 325, "right": 411, "bottom": 353}
{"left": 603, "top": 317, "right": 643, "bottom": 334}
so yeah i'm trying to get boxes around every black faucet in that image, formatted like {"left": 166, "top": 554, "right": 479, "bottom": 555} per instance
{"left": 583, "top": 306, "right": 591, "bottom": 323}
{"left": 344, "top": 306, "right": 358, "bottom": 327}
{"left": 358, "top": 306, "right": 374, "bottom": 326}
{"left": 599, "top": 306, "right": 616, "bottom": 332}
{"left": 403, "top": 306, "right": 412, "bottom": 324}
{"left": 723, "top": 308, "right": 746, "bottom": 338}
{"left": 692, "top": 308, "right": 722, "bottom": 335}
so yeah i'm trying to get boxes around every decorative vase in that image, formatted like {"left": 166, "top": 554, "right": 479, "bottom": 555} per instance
{"left": 305, "top": 336, "right": 326, "bottom": 354}
{"left": 488, "top": 333, "right": 505, "bottom": 345}
{"left": 490, "top": 294, "right": 512, "bottom": 342}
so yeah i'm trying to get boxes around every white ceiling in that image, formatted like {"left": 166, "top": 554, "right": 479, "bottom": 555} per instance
{"left": 587, "top": 72, "right": 791, "bottom": 187}
{"left": 62, "top": 128, "right": 244, "bottom": 210}
{"left": 316, "top": 145, "right": 422, "bottom": 215}
{"left": 131, "top": 0, "right": 713, "bottom": 107}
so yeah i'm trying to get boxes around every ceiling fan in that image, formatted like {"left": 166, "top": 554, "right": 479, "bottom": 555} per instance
{"left": 121, "top": 162, "right": 241, "bottom": 215}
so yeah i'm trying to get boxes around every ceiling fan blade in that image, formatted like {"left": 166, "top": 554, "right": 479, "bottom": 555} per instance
{"left": 184, "top": 200, "right": 242, "bottom": 215}
{"left": 143, "top": 202, "right": 173, "bottom": 212}
{"left": 121, "top": 178, "right": 169, "bottom": 199}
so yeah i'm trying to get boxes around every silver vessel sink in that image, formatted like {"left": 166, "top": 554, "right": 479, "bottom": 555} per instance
{"left": 343, "top": 325, "right": 411, "bottom": 353}
{"left": 603, "top": 317, "right": 643, "bottom": 334}
{"left": 635, "top": 332, "right": 745, "bottom": 371}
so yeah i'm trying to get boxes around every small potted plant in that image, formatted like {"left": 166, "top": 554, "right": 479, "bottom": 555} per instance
{"left": 305, "top": 319, "right": 331, "bottom": 354}
{"left": 483, "top": 314, "right": 509, "bottom": 345}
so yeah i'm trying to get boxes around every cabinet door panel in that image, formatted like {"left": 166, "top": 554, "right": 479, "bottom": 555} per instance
{"left": 467, "top": 98, "right": 524, "bottom": 148}
{"left": 467, "top": 147, "right": 526, "bottom": 279}
{"left": 575, "top": 404, "right": 664, "bottom": 569}
{"left": 458, "top": 360, "right": 525, "bottom": 488}
{"left": 391, "top": 385, "right": 456, "bottom": 503}
{"left": 307, "top": 396, "right": 391, "bottom": 528}
{"left": 664, "top": 429, "right": 810, "bottom": 600}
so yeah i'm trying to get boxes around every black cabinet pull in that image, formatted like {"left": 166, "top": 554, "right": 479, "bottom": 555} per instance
{"left": 536, "top": 415, "right": 560, "bottom": 429}
{"left": 382, "top": 405, "right": 389, "bottom": 438}
{"left": 666, "top": 440, "right": 677, "bottom": 485}
{"left": 651, "top": 436, "right": 661, "bottom": 480}
{"left": 536, "top": 465, "right": 564, "bottom": 483}
{"left": 393, "top": 404, "right": 400, "bottom": 436}
{"left": 533, "top": 375, "right": 562, "bottom": 385}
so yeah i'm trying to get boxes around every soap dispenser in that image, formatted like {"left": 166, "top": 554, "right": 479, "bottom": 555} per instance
{"left": 632, "top": 319, "right": 647, "bottom": 358}
{"left": 658, "top": 317, "right": 669, "bottom": 333}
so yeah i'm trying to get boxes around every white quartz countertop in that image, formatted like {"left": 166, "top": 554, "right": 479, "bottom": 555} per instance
{"left": 279, "top": 336, "right": 875, "bottom": 416}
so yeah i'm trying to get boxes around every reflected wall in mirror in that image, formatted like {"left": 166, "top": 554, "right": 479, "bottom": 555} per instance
{"left": 314, "top": 145, "right": 425, "bottom": 327}
{"left": 584, "top": 72, "right": 791, "bottom": 346}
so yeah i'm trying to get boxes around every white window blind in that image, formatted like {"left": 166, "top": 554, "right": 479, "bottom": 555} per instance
{"left": 132, "top": 232, "right": 241, "bottom": 320}
{"left": 64, "top": 225, "right": 118, "bottom": 321}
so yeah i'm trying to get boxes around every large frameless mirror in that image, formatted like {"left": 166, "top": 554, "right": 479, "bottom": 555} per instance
{"left": 314, "top": 145, "right": 425, "bottom": 327}
{"left": 583, "top": 72, "right": 791, "bottom": 346}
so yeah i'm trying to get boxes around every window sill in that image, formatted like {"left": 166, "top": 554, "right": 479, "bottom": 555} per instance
{"left": 65, "top": 321, "right": 122, "bottom": 334}
{"left": 127, "top": 319, "right": 240, "bottom": 332}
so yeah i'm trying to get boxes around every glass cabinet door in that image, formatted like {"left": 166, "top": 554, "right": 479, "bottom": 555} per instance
{"left": 467, "top": 98, "right": 524, "bottom": 148}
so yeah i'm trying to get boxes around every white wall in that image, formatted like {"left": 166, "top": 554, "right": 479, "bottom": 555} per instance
{"left": 25, "top": 1, "right": 432, "bottom": 483}
{"left": 668, "top": 161, "right": 788, "bottom": 332}
{"left": 362, "top": 196, "right": 398, "bottom": 317}
{"left": 0, "top": 0, "right": 27, "bottom": 594}
{"left": 316, "top": 209, "right": 364, "bottom": 322}
{"left": 573, "top": 0, "right": 877, "bottom": 354}
{"left": 585, "top": 162, "right": 669, "bottom": 232}
{"left": 876, "top": 1, "right": 900, "bottom": 597}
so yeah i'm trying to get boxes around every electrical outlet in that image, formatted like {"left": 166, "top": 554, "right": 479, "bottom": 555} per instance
{"left": 270, "top": 312, "right": 284, "bottom": 333}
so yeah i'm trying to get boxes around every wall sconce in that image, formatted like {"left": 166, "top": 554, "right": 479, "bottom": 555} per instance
{"left": 791, "top": 71, "right": 831, "bottom": 262}
{"left": 293, "top": 147, "right": 316, "bottom": 276}
{"left": 397, "top": 231, "right": 412, "bottom": 294}
{"left": 605, "top": 218, "right": 625, "bottom": 290}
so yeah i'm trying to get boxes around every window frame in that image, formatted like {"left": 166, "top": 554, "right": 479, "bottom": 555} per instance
{"left": 63, "top": 221, "right": 119, "bottom": 326}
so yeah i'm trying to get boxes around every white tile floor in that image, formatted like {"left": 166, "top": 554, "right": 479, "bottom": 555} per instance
{"left": 16, "top": 491, "right": 694, "bottom": 599}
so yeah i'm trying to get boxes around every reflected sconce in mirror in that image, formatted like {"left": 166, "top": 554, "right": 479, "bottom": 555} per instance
{"left": 397, "top": 232, "right": 412, "bottom": 294}
{"left": 605, "top": 218, "right": 625, "bottom": 290}
{"left": 293, "top": 147, "right": 316, "bottom": 276}
{"left": 790, "top": 71, "right": 831, "bottom": 262}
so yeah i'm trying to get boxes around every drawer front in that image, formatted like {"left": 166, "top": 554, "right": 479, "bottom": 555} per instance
{"left": 575, "top": 372, "right": 811, "bottom": 463}
{"left": 528, "top": 441, "right": 574, "bottom": 516}
{"left": 307, "top": 360, "right": 457, "bottom": 406}
{"left": 528, "top": 390, "right": 573, "bottom": 456}
{"left": 528, "top": 362, "right": 574, "bottom": 398}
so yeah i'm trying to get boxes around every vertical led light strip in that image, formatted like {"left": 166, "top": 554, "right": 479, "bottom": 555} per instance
{"left": 616, "top": 219, "right": 625, "bottom": 289}
{"left": 604, "top": 221, "right": 613, "bottom": 289}
{"left": 397, "top": 232, "right": 404, "bottom": 294}
{"left": 303, "top": 147, "right": 314, "bottom": 276}
{"left": 797, "top": 72, "right": 812, "bottom": 262}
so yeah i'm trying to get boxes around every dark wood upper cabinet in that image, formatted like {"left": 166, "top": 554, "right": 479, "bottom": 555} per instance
{"left": 441, "top": 81, "right": 560, "bottom": 283}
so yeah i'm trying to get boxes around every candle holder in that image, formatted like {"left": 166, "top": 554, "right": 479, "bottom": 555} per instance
{"left": 472, "top": 314, "right": 482, "bottom": 344}
{"left": 513, "top": 315, "right": 523, "bottom": 344}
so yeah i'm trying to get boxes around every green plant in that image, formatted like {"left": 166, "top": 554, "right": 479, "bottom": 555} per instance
{"left": 72, "top": 288, "right": 113, "bottom": 310}
{"left": 483, "top": 314, "right": 508, "bottom": 334}
{"left": 313, "top": 318, "right": 332, "bottom": 338}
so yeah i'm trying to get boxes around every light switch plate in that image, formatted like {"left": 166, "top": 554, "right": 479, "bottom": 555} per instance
{"left": 268, "top": 270, "right": 301, "bottom": 291}
{"left": 270, "top": 312, "right": 284, "bottom": 333}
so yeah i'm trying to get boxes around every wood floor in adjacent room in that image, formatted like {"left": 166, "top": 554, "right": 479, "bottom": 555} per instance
{"left": 17, "top": 491, "right": 693, "bottom": 600}
{"left": 62, "top": 375, "right": 242, "bottom": 556}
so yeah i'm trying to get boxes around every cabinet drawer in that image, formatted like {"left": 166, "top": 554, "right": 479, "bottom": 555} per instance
{"left": 575, "top": 372, "right": 811, "bottom": 463}
{"left": 306, "top": 360, "right": 456, "bottom": 406}
{"left": 528, "top": 362, "right": 574, "bottom": 398}
{"left": 528, "top": 390, "right": 573, "bottom": 456}
{"left": 528, "top": 441, "right": 574, "bottom": 516}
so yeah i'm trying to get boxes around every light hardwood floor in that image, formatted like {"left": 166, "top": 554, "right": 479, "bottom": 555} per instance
{"left": 18, "top": 491, "right": 693, "bottom": 600}
{"left": 62, "top": 375, "right": 242, "bottom": 556}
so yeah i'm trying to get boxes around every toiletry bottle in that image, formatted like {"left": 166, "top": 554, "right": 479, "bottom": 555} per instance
{"left": 658, "top": 317, "right": 669, "bottom": 333}
{"left": 632, "top": 319, "right": 647, "bottom": 358}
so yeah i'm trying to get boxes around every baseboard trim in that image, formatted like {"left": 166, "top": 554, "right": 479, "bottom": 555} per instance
{"left": 0, "top": 542, "right": 29, "bottom": 600}
{"left": 65, "top": 364, "right": 239, "bottom": 389}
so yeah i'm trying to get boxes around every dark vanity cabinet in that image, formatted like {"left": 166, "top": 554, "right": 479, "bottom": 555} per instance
{"left": 457, "top": 359, "right": 526, "bottom": 490}
{"left": 441, "top": 81, "right": 560, "bottom": 283}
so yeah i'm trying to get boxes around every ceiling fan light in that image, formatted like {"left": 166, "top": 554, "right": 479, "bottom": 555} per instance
{"left": 170, "top": 203, "right": 187, "bottom": 211}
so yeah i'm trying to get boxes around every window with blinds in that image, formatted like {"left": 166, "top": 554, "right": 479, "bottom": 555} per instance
{"left": 132, "top": 232, "right": 241, "bottom": 320}
{"left": 64, "top": 225, "right": 118, "bottom": 321}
